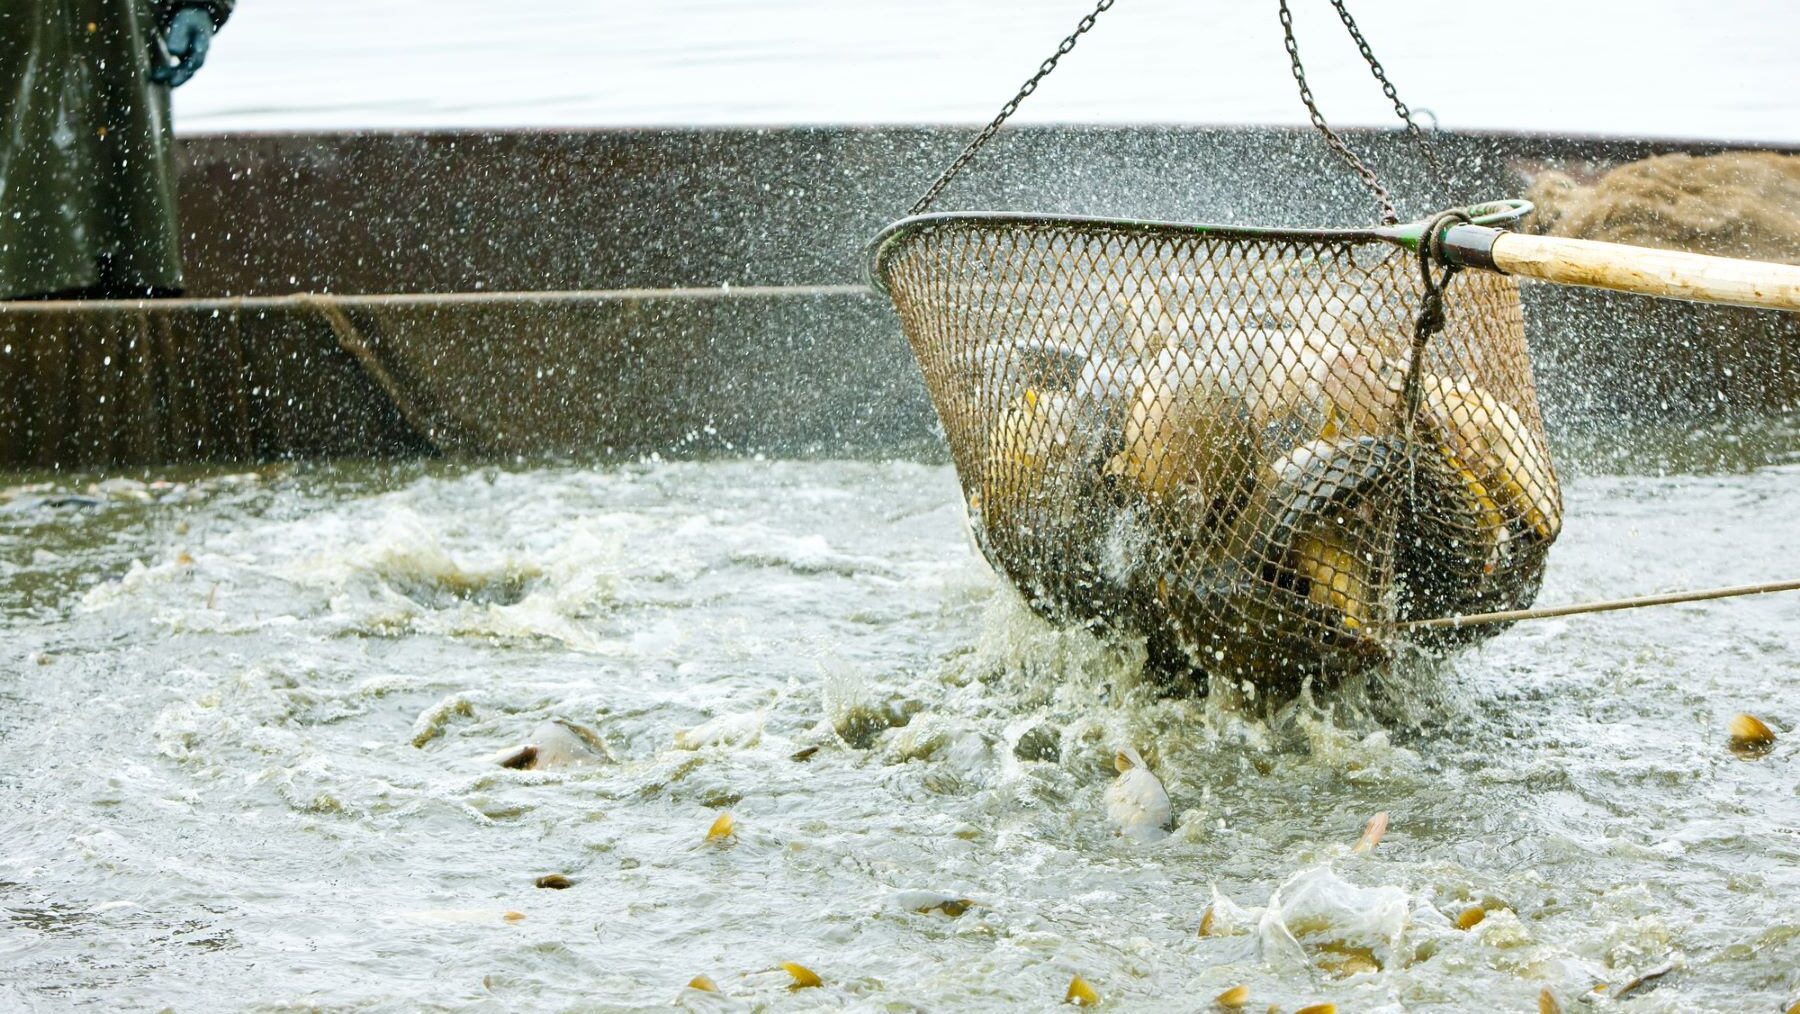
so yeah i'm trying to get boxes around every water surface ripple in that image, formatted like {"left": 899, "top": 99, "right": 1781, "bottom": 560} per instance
{"left": 2, "top": 453, "right": 1797, "bottom": 1011}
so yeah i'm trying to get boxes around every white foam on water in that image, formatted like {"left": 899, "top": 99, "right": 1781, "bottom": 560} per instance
{"left": 2, "top": 458, "right": 1798, "bottom": 1010}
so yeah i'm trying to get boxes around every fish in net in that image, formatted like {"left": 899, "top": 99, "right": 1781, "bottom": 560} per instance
{"left": 873, "top": 213, "right": 1561, "bottom": 687}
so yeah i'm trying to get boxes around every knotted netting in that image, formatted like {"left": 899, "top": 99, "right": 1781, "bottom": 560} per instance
{"left": 873, "top": 213, "right": 1561, "bottom": 685}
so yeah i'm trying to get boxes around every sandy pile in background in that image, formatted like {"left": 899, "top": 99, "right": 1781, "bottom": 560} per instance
{"left": 1524, "top": 151, "right": 1800, "bottom": 264}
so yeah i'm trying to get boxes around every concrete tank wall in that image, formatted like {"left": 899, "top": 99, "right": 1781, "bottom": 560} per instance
{"left": 3, "top": 126, "right": 1794, "bottom": 468}
{"left": 171, "top": 126, "right": 1780, "bottom": 296}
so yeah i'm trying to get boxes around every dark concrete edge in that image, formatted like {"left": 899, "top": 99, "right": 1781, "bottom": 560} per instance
{"left": 168, "top": 123, "right": 1800, "bottom": 152}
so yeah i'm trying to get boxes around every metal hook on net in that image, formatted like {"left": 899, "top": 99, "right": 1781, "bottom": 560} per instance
{"left": 1400, "top": 207, "right": 1474, "bottom": 422}
{"left": 1398, "top": 206, "right": 1474, "bottom": 532}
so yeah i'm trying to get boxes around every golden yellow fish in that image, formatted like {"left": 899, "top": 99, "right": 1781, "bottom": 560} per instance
{"left": 705, "top": 812, "right": 736, "bottom": 843}
{"left": 1250, "top": 333, "right": 1396, "bottom": 442}
{"left": 1065, "top": 975, "right": 1100, "bottom": 1006}
{"left": 1421, "top": 375, "right": 1559, "bottom": 541}
{"left": 1108, "top": 349, "right": 1253, "bottom": 512}
{"left": 1728, "top": 712, "right": 1777, "bottom": 755}
{"left": 984, "top": 387, "right": 1104, "bottom": 531}
{"left": 1435, "top": 444, "right": 1508, "bottom": 561}
{"left": 781, "top": 962, "right": 822, "bottom": 989}
{"left": 1291, "top": 530, "right": 1373, "bottom": 632}
{"left": 1314, "top": 942, "right": 1380, "bottom": 977}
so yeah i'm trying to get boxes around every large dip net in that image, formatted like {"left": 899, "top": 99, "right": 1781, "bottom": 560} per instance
{"left": 873, "top": 213, "right": 1560, "bottom": 685}
{"left": 870, "top": 0, "right": 1566, "bottom": 686}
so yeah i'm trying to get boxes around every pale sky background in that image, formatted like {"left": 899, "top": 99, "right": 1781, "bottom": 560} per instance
{"left": 174, "top": 0, "right": 1800, "bottom": 142}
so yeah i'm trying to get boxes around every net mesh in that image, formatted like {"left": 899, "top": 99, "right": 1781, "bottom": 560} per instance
{"left": 877, "top": 216, "right": 1561, "bottom": 685}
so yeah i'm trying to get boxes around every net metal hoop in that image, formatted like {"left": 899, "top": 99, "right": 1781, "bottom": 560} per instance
{"left": 868, "top": 202, "right": 1534, "bottom": 291}
{"left": 869, "top": 202, "right": 1558, "bottom": 688}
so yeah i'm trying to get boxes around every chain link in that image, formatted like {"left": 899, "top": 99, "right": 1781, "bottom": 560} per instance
{"left": 1403, "top": 207, "right": 1473, "bottom": 423}
{"left": 907, "top": 0, "right": 1116, "bottom": 217}
{"left": 1328, "top": 0, "right": 1450, "bottom": 195}
{"left": 1278, "top": 0, "right": 1398, "bottom": 224}
{"left": 910, "top": 0, "right": 1441, "bottom": 221}
{"left": 1399, "top": 206, "right": 1473, "bottom": 529}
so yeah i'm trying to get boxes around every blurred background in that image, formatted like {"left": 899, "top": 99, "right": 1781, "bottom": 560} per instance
{"left": 8, "top": 0, "right": 1799, "bottom": 466}
{"left": 175, "top": 0, "right": 1800, "bottom": 140}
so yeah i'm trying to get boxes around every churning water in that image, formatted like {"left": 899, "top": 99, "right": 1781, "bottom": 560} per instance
{"left": 2, "top": 443, "right": 1797, "bottom": 1012}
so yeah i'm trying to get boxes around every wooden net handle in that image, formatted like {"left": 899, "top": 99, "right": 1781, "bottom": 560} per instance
{"left": 1440, "top": 226, "right": 1800, "bottom": 312}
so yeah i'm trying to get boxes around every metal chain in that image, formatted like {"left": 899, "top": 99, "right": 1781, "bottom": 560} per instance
{"left": 1399, "top": 206, "right": 1473, "bottom": 528}
{"left": 907, "top": 0, "right": 1116, "bottom": 217}
{"left": 1327, "top": 0, "right": 1450, "bottom": 195}
{"left": 1384, "top": 207, "right": 1474, "bottom": 645}
{"left": 1401, "top": 206, "right": 1474, "bottom": 423}
{"left": 1278, "top": 0, "right": 1397, "bottom": 224}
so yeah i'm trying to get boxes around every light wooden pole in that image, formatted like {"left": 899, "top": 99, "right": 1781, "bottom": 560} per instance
{"left": 1437, "top": 224, "right": 1800, "bottom": 312}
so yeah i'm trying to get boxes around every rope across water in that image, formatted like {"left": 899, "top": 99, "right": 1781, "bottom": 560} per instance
{"left": 1400, "top": 579, "right": 1800, "bottom": 631}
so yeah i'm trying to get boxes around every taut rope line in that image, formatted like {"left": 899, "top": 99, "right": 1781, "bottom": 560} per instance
{"left": 1400, "top": 579, "right": 1800, "bottom": 631}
